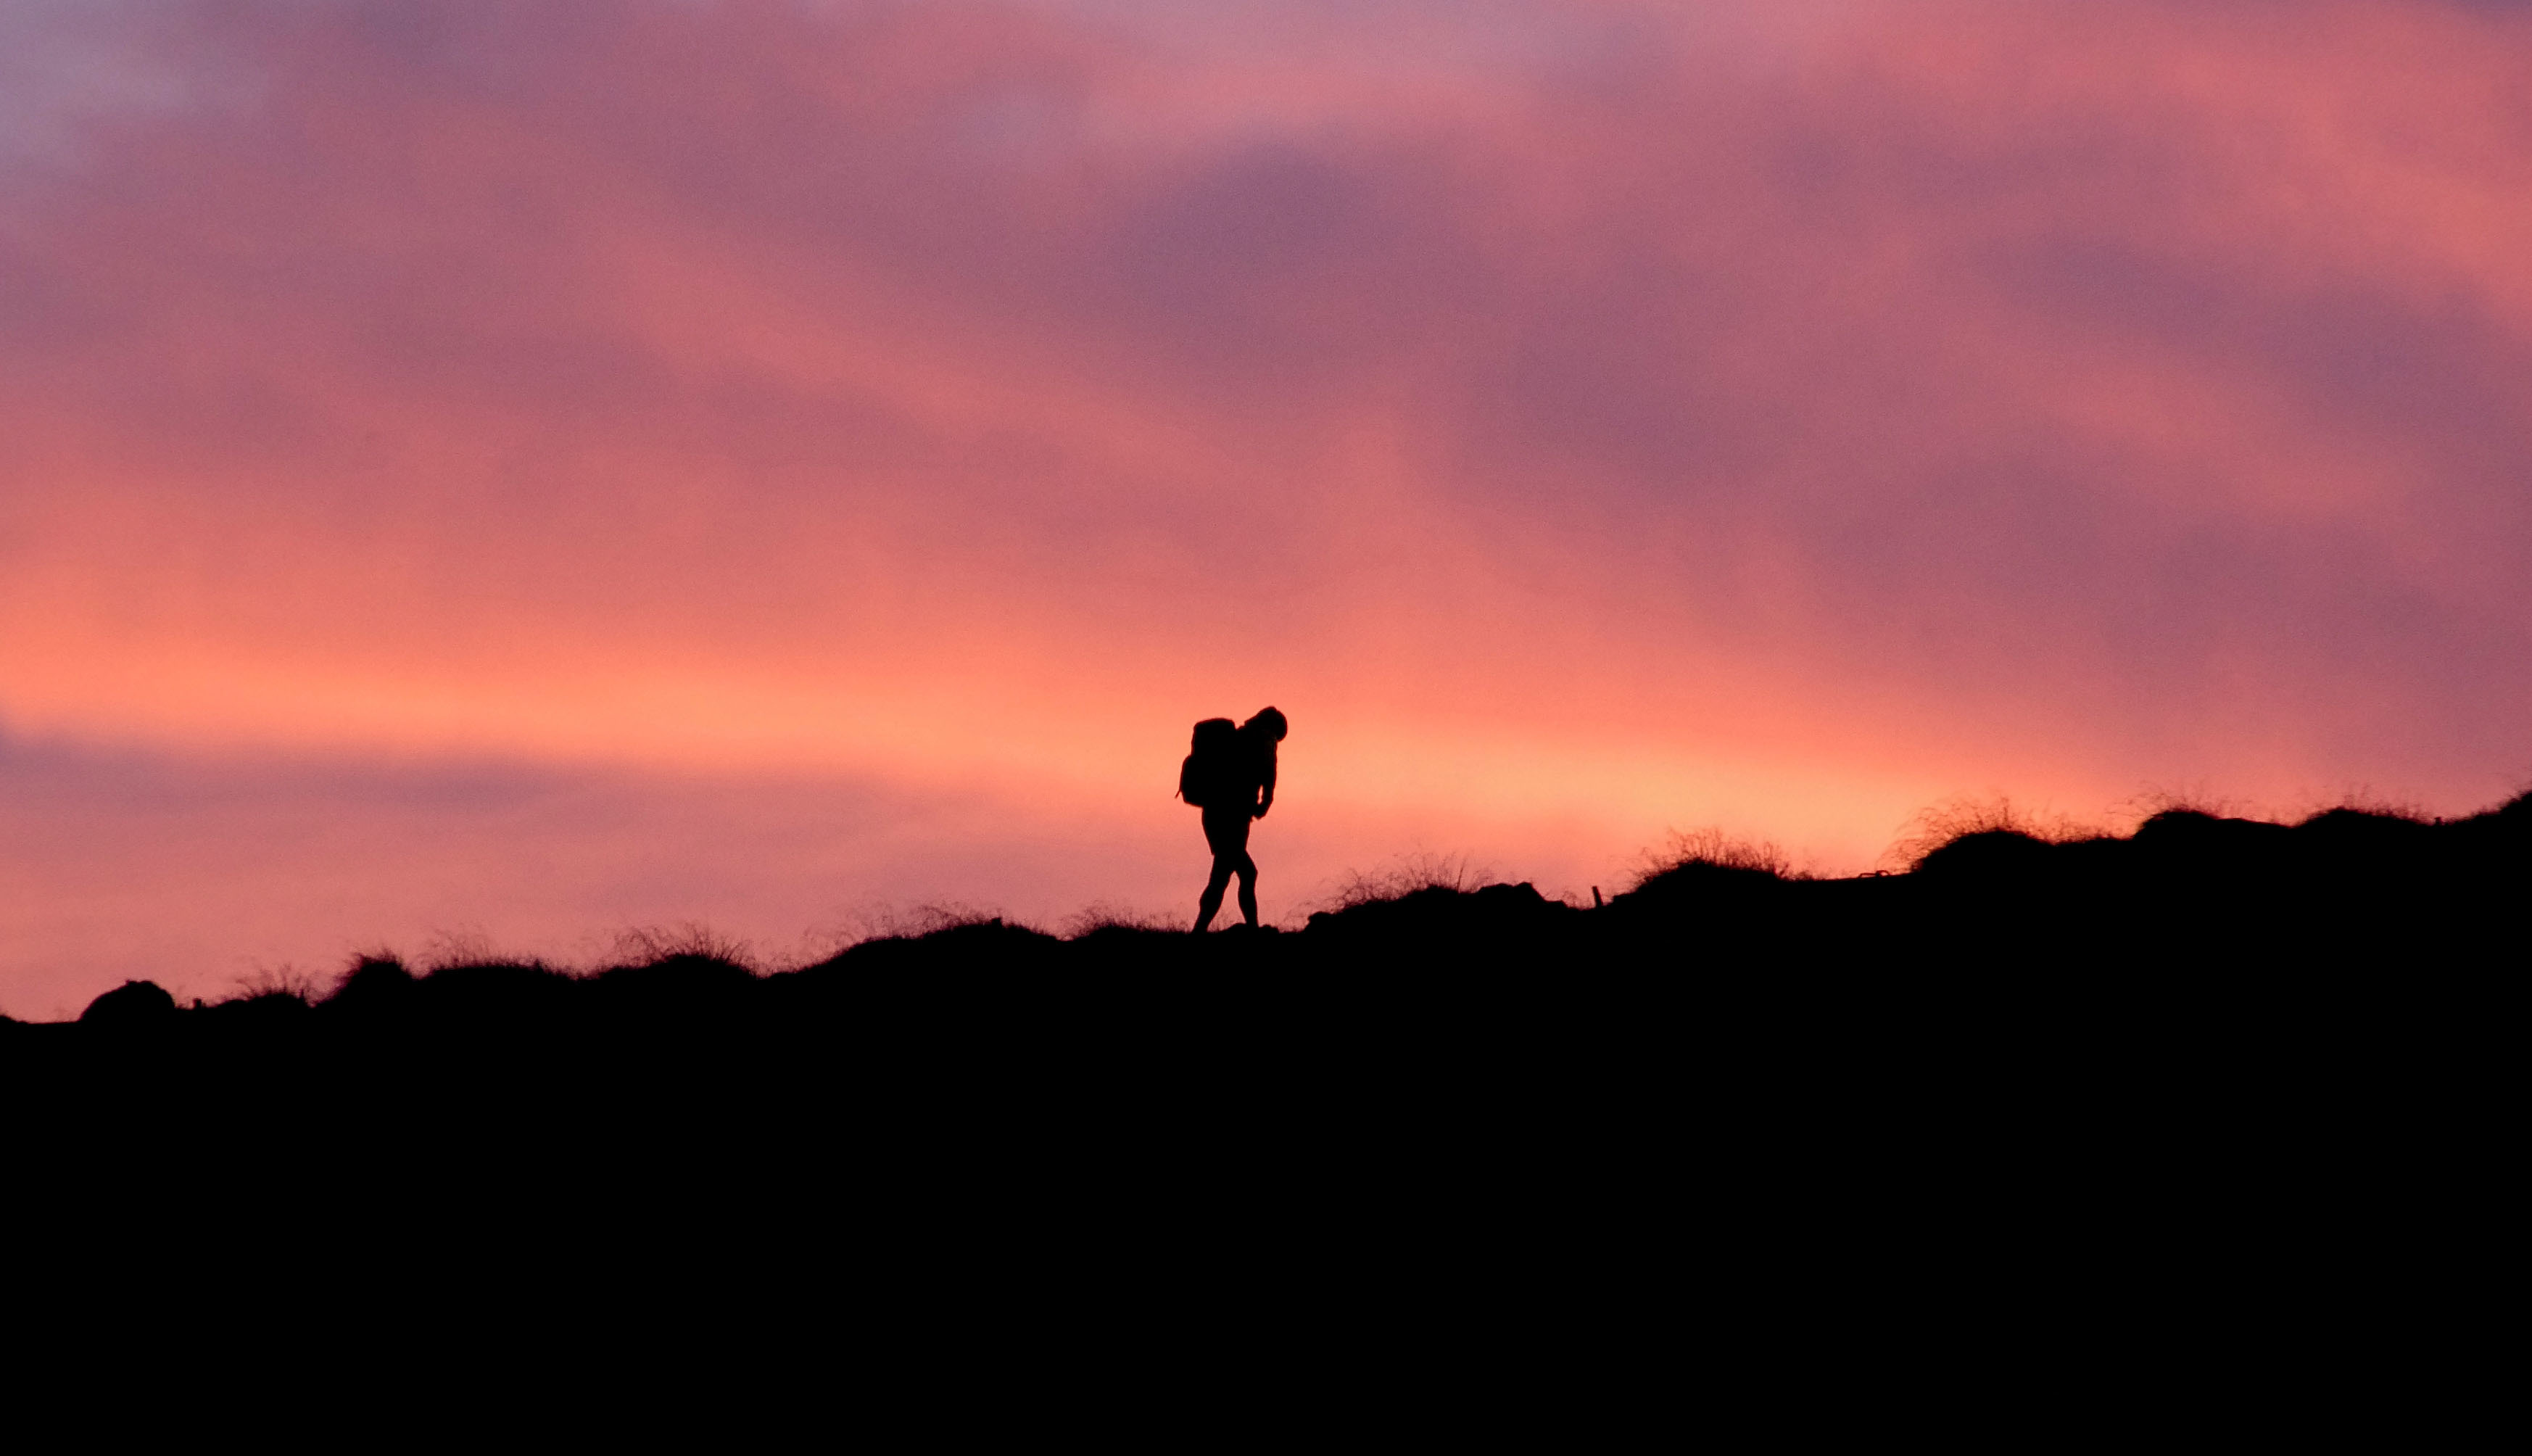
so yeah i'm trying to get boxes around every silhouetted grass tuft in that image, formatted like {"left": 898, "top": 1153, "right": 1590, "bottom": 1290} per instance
{"left": 1884, "top": 794, "right": 2106, "bottom": 871}
{"left": 605, "top": 923, "right": 759, "bottom": 972}
{"left": 1321, "top": 851, "right": 1494, "bottom": 910}
{"left": 1059, "top": 903, "right": 1180, "bottom": 937}
{"left": 1621, "top": 828, "right": 1797, "bottom": 908}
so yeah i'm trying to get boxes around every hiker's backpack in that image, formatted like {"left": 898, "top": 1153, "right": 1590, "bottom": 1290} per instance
{"left": 1178, "top": 718, "right": 1241, "bottom": 806}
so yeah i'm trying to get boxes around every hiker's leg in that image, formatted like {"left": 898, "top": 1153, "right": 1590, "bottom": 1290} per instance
{"left": 1198, "top": 810, "right": 1250, "bottom": 932}
{"left": 1235, "top": 851, "right": 1259, "bottom": 927}
{"left": 1196, "top": 853, "right": 1234, "bottom": 932}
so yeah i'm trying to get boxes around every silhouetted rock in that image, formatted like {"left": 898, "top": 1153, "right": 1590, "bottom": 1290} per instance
{"left": 80, "top": 979, "right": 178, "bottom": 1027}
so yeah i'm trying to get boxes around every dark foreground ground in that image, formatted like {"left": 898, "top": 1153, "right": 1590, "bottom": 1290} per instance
{"left": 8, "top": 798, "right": 2517, "bottom": 1395}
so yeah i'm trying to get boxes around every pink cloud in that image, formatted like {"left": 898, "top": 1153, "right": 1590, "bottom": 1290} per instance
{"left": 7, "top": 1, "right": 2532, "bottom": 1006}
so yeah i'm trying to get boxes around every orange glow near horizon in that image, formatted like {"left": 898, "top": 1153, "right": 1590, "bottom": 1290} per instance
{"left": 7, "top": 0, "right": 2532, "bottom": 1014}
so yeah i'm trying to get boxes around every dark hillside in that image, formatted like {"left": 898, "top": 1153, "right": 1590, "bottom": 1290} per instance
{"left": 12, "top": 792, "right": 2520, "bottom": 1098}
{"left": 10, "top": 796, "right": 2515, "bottom": 1370}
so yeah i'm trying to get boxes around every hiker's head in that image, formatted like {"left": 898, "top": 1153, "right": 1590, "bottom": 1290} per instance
{"left": 1244, "top": 707, "right": 1287, "bottom": 743}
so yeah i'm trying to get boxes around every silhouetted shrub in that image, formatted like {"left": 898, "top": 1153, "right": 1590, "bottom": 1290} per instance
{"left": 805, "top": 917, "right": 1064, "bottom": 978}
{"left": 608, "top": 924, "right": 757, "bottom": 969}
{"left": 417, "top": 961, "right": 578, "bottom": 1022}
{"left": 2296, "top": 806, "right": 2433, "bottom": 845}
{"left": 1886, "top": 795, "right": 2100, "bottom": 871}
{"left": 1635, "top": 827, "right": 1790, "bottom": 882}
{"left": 1912, "top": 827, "right": 2058, "bottom": 881}
{"left": 1322, "top": 852, "right": 1492, "bottom": 910}
{"left": 328, "top": 954, "right": 418, "bottom": 1012}
{"left": 592, "top": 953, "right": 757, "bottom": 1015}
{"left": 2130, "top": 810, "right": 2296, "bottom": 868}
{"left": 203, "top": 990, "right": 315, "bottom": 1027}
{"left": 1059, "top": 903, "right": 1179, "bottom": 937}
{"left": 1621, "top": 856, "right": 1784, "bottom": 907}
{"left": 1303, "top": 882, "right": 1573, "bottom": 965}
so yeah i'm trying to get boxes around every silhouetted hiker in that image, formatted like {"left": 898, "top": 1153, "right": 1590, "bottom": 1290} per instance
{"left": 1181, "top": 707, "right": 1288, "bottom": 932}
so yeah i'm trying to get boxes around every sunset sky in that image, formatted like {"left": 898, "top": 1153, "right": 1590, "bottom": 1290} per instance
{"left": 7, "top": 0, "right": 2531, "bottom": 1015}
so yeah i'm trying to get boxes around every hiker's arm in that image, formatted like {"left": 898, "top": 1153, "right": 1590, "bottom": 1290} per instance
{"left": 1255, "top": 752, "right": 1276, "bottom": 817}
